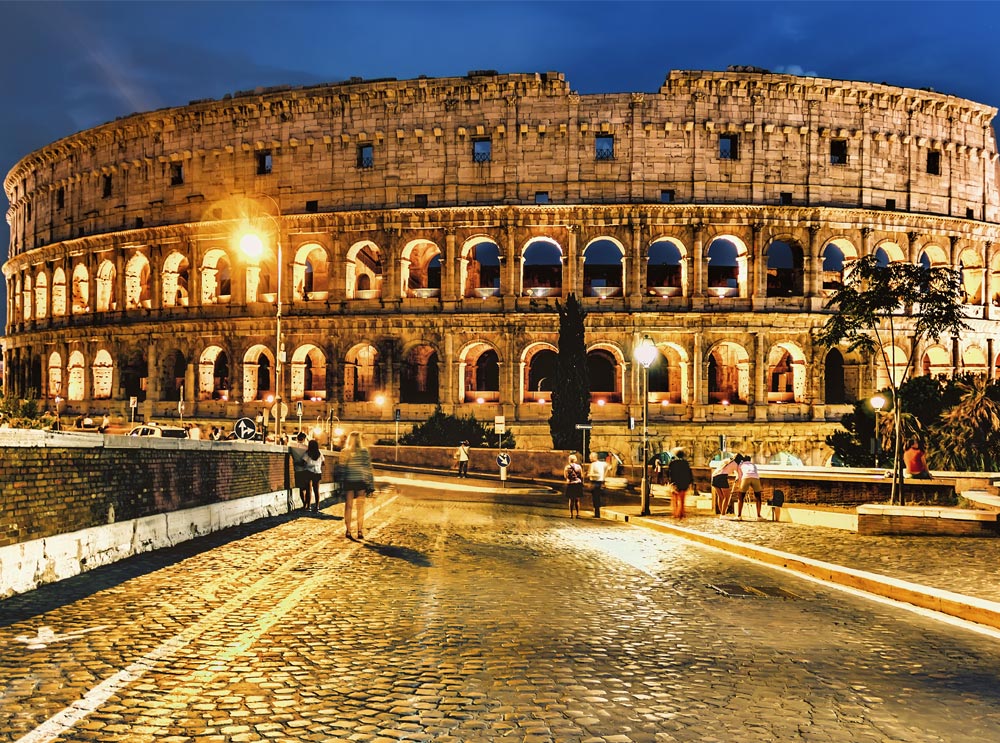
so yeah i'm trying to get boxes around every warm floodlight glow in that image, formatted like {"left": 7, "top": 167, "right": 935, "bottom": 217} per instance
{"left": 476, "top": 397, "right": 485, "bottom": 404}
{"left": 596, "top": 398, "right": 606, "bottom": 406}
{"left": 239, "top": 232, "right": 265, "bottom": 259}
{"left": 870, "top": 394, "right": 887, "bottom": 411}
{"left": 374, "top": 394, "right": 386, "bottom": 407}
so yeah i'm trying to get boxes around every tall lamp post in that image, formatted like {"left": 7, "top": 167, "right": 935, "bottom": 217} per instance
{"left": 239, "top": 195, "right": 285, "bottom": 442}
{"left": 635, "top": 335, "right": 657, "bottom": 516}
{"left": 870, "top": 393, "right": 886, "bottom": 468}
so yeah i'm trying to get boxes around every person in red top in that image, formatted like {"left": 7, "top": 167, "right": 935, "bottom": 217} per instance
{"left": 903, "top": 440, "right": 932, "bottom": 479}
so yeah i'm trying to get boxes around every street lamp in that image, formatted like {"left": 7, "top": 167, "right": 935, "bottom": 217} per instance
{"left": 239, "top": 195, "right": 285, "bottom": 442}
{"left": 635, "top": 335, "right": 658, "bottom": 516}
{"left": 870, "top": 393, "right": 886, "bottom": 468}
{"left": 327, "top": 410, "right": 344, "bottom": 447}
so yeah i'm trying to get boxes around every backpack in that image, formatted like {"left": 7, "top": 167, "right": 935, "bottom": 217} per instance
{"left": 565, "top": 463, "right": 583, "bottom": 483}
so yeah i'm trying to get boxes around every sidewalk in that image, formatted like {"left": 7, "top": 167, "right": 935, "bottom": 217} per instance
{"left": 602, "top": 501, "right": 1000, "bottom": 632}
{"left": 375, "top": 467, "right": 1000, "bottom": 632}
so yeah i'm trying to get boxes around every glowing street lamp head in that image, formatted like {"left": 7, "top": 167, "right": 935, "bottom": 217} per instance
{"left": 374, "top": 394, "right": 386, "bottom": 407}
{"left": 635, "top": 335, "right": 657, "bottom": 369}
{"left": 239, "top": 231, "right": 265, "bottom": 259}
{"left": 871, "top": 394, "right": 887, "bottom": 412}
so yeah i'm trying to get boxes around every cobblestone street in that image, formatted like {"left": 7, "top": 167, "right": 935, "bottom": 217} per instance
{"left": 2, "top": 491, "right": 1000, "bottom": 743}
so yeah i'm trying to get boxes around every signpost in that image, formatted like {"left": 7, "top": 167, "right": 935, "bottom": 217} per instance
{"left": 575, "top": 422, "right": 593, "bottom": 459}
{"left": 496, "top": 451, "right": 511, "bottom": 486}
{"left": 296, "top": 400, "right": 303, "bottom": 434}
{"left": 394, "top": 408, "right": 401, "bottom": 462}
{"left": 129, "top": 396, "right": 137, "bottom": 424}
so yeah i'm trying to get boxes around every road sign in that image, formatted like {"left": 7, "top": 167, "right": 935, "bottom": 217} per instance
{"left": 234, "top": 417, "right": 257, "bottom": 440}
{"left": 494, "top": 415, "right": 506, "bottom": 434}
{"left": 394, "top": 408, "right": 401, "bottom": 422}
{"left": 496, "top": 452, "right": 511, "bottom": 468}
{"left": 129, "top": 396, "right": 137, "bottom": 409}
{"left": 270, "top": 401, "right": 289, "bottom": 420}
{"left": 296, "top": 401, "right": 303, "bottom": 418}
{"left": 575, "top": 423, "right": 593, "bottom": 430}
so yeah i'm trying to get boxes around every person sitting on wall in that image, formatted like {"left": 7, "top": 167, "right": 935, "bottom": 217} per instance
{"left": 903, "top": 440, "right": 933, "bottom": 479}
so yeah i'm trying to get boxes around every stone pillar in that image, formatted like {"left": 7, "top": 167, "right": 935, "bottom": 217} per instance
{"left": 806, "top": 224, "right": 821, "bottom": 297}
{"left": 150, "top": 247, "right": 163, "bottom": 310}
{"left": 566, "top": 225, "right": 578, "bottom": 297}
{"left": 753, "top": 332, "right": 768, "bottom": 421}
{"left": 691, "top": 223, "right": 704, "bottom": 298}
{"left": 442, "top": 330, "right": 456, "bottom": 408}
{"left": 751, "top": 222, "right": 764, "bottom": 301}
{"left": 443, "top": 228, "right": 457, "bottom": 304}
{"left": 691, "top": 331, "right": 705, "bottom": 421}
{"left": 627, "top": 219, "right": 643, "bottom": 310}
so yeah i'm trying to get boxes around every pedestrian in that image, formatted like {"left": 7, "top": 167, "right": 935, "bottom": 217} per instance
{"left": 711, "top": 454, "right": 740, "bottom": 516}
{"left": 903, "top": 440, "right": 932, "bottom": 479}
{"left": 288, "top": 431, "right": 310, "bottom": 511}
{"left": 733, "top": 454, "right": 764, "bottom": 521}
{"left": 455, "top": 440, "right": 471, "bottom": 478}
{"left": 666, "top": 447, "right": 693, "bottom": 519}
{"left": 587, "top": 451, "right": 608, "bottom": 517}
{"left": 303, "top": 439, "right": 325, "bottom": 513}
{"left": 339, "top": 431, "right": 375, "bottom": 539}
{"left": 210, "top": 426, "right": 222, "bottom": 441}
{"left": 564, "top": 453, "right": 584, "bottom": 518}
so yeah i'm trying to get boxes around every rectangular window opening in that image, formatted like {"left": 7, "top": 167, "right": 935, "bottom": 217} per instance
{"left": 305, "top": 200, "right": 318, "bottom": 213}
{"left": 927, "top": 150, "right": 941, "bottom": 175}
{"left": 660, "top": 189, "right": 675, "bottom": 204}
{"left": 830, "top": 139, "right": 848, "bottom": 165}
{"left": 56, "top": 187, "right": 65, "bottom": 210}
{"left": 357, "top": 144, "right": 374, "bottom": 169}
{"left": 256, "top": 151, "right": 273, "bottom": 176}
{"left": 595, "top": 135, "right": 615, "bottom": 161}
{"left": 886, "top": 198, "right": 896, "bottom": 210}
{"left": 719, "top": 134, "right": 739, "bottom": 161}
{"left": 413, "top": 194, "right": 428, "bottom": 208}
{"left": 473, "top": 139, "right": 492, "bottom": 163}
{"left": 169, "top": 163, "right": 184, "bottom": 186}
{"left": 779, "top": 192, "right": 793, "bottom": 206}
{"left": 102, "top": 174, "right": 113, "bottom": 198}
{"left": 135, "top": 216, "right": 144, "bottom": 229}
{"left": 966, "top": 207, "right": 975, "bottom": 220}
{"left": 534, "top": 191, "right": 550, "bottom": 205}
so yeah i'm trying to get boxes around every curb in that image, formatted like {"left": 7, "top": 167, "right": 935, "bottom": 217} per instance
{"left": 603, "top": 508, "right": 1000, "bottom": 632}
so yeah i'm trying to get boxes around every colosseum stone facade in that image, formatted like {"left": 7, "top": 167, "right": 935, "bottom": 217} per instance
{"left": 4, "top": 68, "right": 1000, "bottom": 465}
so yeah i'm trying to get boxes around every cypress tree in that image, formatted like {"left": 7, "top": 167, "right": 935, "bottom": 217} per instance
{"left": 549, "top": 293, "right": 590, "bottom": 450}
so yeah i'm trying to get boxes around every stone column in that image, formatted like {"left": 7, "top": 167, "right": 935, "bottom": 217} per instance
{"left": 753, "top": 331, "right": 768, "bottom": 421}
{"left": 565, "top": 224, "right": 578, "bottom": 297}
{"left": 691, "top": 223, "right": 704, "bottom": 298}
{"left": 627, "top": 218, "right": 643, "bottom": 310}
{"left": 443, "top": 228, "right": 457, "bottom": 305}
{"left": 442, "top": 330, "right": 456, "bottom": 408}
{"left": 806, "top": 224, "right": 821, "bottom": 297}
{"left": 751, "top": 222, "right": 764, "bottom": 301}
{"left": 691, "top": 331, "right": 705, "bottom": 421}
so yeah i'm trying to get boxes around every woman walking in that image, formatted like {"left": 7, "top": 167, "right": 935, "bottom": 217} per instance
{"left": 339, "top": 431, "right": 375, "bottom": 539}
{"left": 564, "top": 454, "right": 584, "bottom": 519}
{"left": 302, "top": 439, "right": 325, "bottom": 513}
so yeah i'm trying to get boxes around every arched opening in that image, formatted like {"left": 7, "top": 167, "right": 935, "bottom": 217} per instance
{"left": 765, "top": 240, "right": 804, "bottom": 297}
{"left": 34, "top": 271, "right": 48, "bottom": 319}
{"left": 876, "top": 345, "right": 909, "bottom": 389}
{"left": 91, "top": 349, "right": 114, "bottom": 399}
{"left": 462, "top": 239, "right": 501, "bottom": 298}
{"left": 161, "top": 252, "right": 190, "bottom": 307}
{"left": 344, "top": 344, "right": 380, "bottom": 402}
{"left": 521, "top": 239, "right": 563, "bottom": 297}
{"left": 920, "top": 345, "right": 951, "bottom": 379}
{"left": 71, "top": 263, "right": 90, "bottom": 314}
{"left": 346, "top": 242, "right": 383, "bottom": 300}
{"left": 401, "top": 240, "right": 442, "bottom": 298}
{"left": 706, "top": 238, "right": 742, "bottom": 297}
{"left": 648, "top": 344, "right": 687, "bottom": 406}
{"left": 958, "top": 247, "right": 984, "bottom": 305}
{"left": 293, "top": 243, "right": 329, "bottom": 301}
{"left": 201, "top": 248, "right": 232, "bottom": 305}
{"left": 583, "top": 239, "right": 624, "bottom": 298}
{"left": 401, "top": 344, "right": 439, "bottom": 403}
{"left": 647, "top": 239, "right": 683, "bottom": 297}
{"left": 52, "top": 267, "right": 67, "bottom": 316}
{"left": 120, "top": 348, "right": 147, "bottom": 403}
{"left": 160, "top": 349, "right": 187, "bottom": 402}
{"left": 462, "top": 344, "right": 501, "bottom": 402}
{"left": 963, "top": 346, "right": 988, "bottom": 377}
{"left": 821, "top": 239, "right": 857, "bottom": 294}
{"left": 124, "top": 253, "right": 151, "bottom": 310}
{"left": 243, "top": 345, "right": 275, "bottom": 402}
{"left": 524, "top": 346, "right": 558, "bottom": 403}
{"left": 67, "top": 350, "right": 86, "bottom": 401}
{"left": 587, "top": 348, "right": 621, "bottom": 403}
{"left": 707, "top": 342, "right": 750, "bottom": 403}
{"left": 766, "top": 344, "right": 806, "bottom": 403}
{"left": 290, "top": 344, "right": 328, "bottom": 400}
{"left": 48, "top": 352, "right": 63, "bottom": 398}
{"left": 198, "top": 346, "right": 230, "bottom": 401}
{"left": 95, "top": 260, "right": 116, "bottom": 312}
{"left": 824, "top": 349, "right": 846, "bottom": 404}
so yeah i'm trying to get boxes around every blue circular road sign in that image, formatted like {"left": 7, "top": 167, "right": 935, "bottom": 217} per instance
{"left": 234, "top": 417, "right": 257, "bottom": 440}
{"left": 496, "top": 452, "right": 511, "bottom": 468}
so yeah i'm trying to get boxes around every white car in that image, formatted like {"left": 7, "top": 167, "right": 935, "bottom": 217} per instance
{"left": 127, "top": 424, "right": 188, "bottom": 438}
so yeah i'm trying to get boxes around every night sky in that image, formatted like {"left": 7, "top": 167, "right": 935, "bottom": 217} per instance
{"left": 3, "top": 0, "right": 1000, "bottom": 323}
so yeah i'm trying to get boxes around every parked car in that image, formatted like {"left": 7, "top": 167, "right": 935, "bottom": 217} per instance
{"left": 127, "top": 424, "right": 187, "bottom": 438}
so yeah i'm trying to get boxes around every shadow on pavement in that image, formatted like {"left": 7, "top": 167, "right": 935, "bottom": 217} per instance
{"left": 361, "top": 540, "right": 432, "bottom": 567}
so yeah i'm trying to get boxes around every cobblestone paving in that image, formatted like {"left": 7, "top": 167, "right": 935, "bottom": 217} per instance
{"left": 640, "top": 510, "right": 1000, "bottom": 604}
{"left": 2, "top": 493, "right": 1000, "bottom": 742}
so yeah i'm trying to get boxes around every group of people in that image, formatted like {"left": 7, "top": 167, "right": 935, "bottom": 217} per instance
{"left": 711, "top": 454, "right": 764, "bottom": 520}
{"left": 289, "top": 430, "right": 375, "bottom": 539}
{"left": 563, "top": 452, "right": 610, "bottom": 518}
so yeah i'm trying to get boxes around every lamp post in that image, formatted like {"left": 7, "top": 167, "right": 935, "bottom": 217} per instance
{"left": 635, "top": 335, "right": 657, "bottom": 516}
{"left": 870, "top": 393, "right": 886, "bottom": 468}
{"left": 54, "top": 395, "right": 62, "bottom": 432}
{"left": 239, "top": 195, "right": 285, "bottom": 442}
{"left": 327, "top": 410, "right": 343, "bottom": 448}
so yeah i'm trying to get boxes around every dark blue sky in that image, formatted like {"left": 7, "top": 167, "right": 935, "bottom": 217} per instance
{"left": 4, "top": 0, "right": 1000, "bottom": 323}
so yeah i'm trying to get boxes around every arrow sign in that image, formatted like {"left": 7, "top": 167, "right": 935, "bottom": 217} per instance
{"left": 234, "top": 417, "right": 257, "bottom": 440}
{"left": 575, "top": 423, "right": 593, "bottom": 430}
{"left": 496, "top": 452, "right": 511, "bottom": 468}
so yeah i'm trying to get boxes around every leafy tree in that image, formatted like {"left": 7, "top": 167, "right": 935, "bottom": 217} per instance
{"left": 0, "top": 395, "right": 55, "bottom": 430}
{"left": 815, "top": 255, "right": 969, "bottom": 504}
{"left": 398, "top": 406, "right": 515, "bottom": 448}
{"left": 549, "top": 293, "right": 590, "bottom": 450}
{"left": 927, "top": 377, "right": 1000, "bottom": 471}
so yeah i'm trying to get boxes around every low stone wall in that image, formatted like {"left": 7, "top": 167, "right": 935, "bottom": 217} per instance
{"left": 369, "top": 444, "right": 574, "bottom": 481}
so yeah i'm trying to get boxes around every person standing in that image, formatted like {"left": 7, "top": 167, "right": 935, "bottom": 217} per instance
{"left": 587, "top": 452, "right": 608, "bottom": 518}
{"left": 733, "top": 454, "right": 764, "bottom": 521}
{"left": 340, "top": 431, "right": 375, "bottom": 539}
{"left": 903, "top": 440, "right": 932, "bottom": 479}
{"left": 564, "top": 454, "right": 584, "bottom": 518}
{"left": 711, "top": 454, "right": 740, "bottom": 516}
{"left": 288, "top": 432, "right": 310, "bottom": 511}
{"left": 455, "top": 440, "right": 471, "bottom": 478}
{"left": 666, "top": 448, "right": 693, "bottom": 519}
{"left": 302, "top": 439, "right": 325, "bottom": 513}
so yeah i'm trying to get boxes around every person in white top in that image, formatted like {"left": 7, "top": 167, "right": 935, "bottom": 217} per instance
{"left": 733, "top": 454, "right": 763, "bottom": 521}
{"left": 587, "top": 452, "right": 608, "bottom": 518}
{"left": 711, "top": 455, "right": 740, "bottom": 517}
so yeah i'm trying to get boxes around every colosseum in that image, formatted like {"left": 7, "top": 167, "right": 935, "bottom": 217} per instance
{"left": 4, "top": 68, "right": 1000, "bottom": 465}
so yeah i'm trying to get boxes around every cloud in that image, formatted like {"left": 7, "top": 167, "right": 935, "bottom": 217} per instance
{"left": 773, "top": 64, "right": 820, "bottom": 78}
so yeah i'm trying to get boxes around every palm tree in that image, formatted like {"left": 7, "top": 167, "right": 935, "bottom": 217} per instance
{"left": 928, "top": 377, "right": 1000, "bottom": 472}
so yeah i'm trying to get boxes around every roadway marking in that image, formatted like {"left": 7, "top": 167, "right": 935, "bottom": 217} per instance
{"left": 14, "top": 625, "right": 109, "bottom": 650}
{"left": 14, "top": 496, "right": 397, "bottom": 743}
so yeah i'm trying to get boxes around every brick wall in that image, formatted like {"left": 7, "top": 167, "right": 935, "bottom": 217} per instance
{"left": 0, "top": 432, "right": 294, "bottom": 548}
